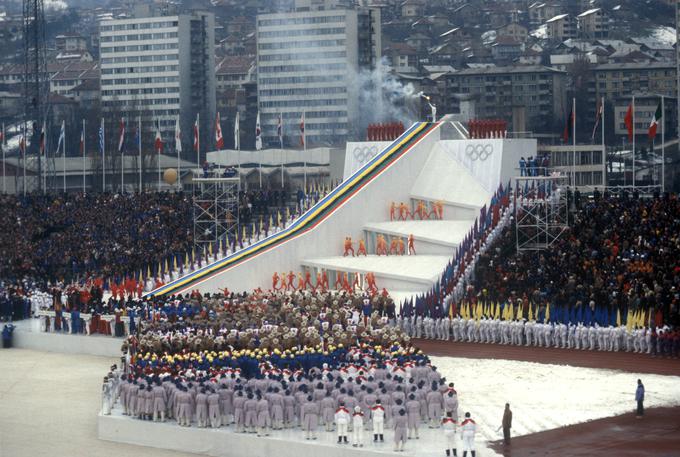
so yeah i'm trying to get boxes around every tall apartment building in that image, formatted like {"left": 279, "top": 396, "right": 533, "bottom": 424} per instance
{"left": 99, "top": 6, "right": 215, "bottom": 162}
{"left": 436, "top": 65, "right": 568, "bottom": 134}
{"left": 577, "top": 8, "right": 608, "bottom": 39}
{"left": 256, "top": 2, "right": 381, "bottom": 146}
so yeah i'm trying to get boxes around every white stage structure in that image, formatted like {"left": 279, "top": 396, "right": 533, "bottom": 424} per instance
{"left": 149, "top": 122, "right": 536, "bottom": 303}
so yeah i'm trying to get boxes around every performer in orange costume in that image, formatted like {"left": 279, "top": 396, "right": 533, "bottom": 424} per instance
{"left": 366, "top": 272, "right": 378, "bottom": 295}
{"left": 389, "top": 202, "right": 397, "bottom": 221}
{"left": 342, "top": 272, "right": 351, "bottom": 292}
{"left": 272, "top": 272, "right": 279, "bottom": 291}
{"left": 376, "top": 234, "right": 388, "bottom": 256}
{"left": 303, "top": 271, "right": 314, "bottom": 290}
{"left": 357, "top": 239, "right": 367, "bottom": 256}
{"left": 398, "top": 238, "right": 405, "bottom": 256}
{"left": 408, "top": 234, "right": 416, "bottom": 255}
{"left": 415, "top": 200, "right": 427, "bottom": 220}
{"left": 343, "top": 236, "right": 355, "bottom": 257}
{"left": 435, "top": 200, "right": 444, "bottom": 220}
{"left": 334, "top": 272, "right": 344, "bottom": 291}
{"left": 297, "top": 272, "right": 305, "bottom": 291}
{"left": 398, "top": 202, "right": 409, "bottom": 220}
{"left": 351, "top": 273, "right": 360, "bottom": 291}
{"left": 279, "top": 272, "right": 287, "bottom": 291}
{"left": 287, "top": 271, "right": 296, "bottom": 291}
{"left": 389, "top": 237, "right": 399, "bottom": 255}
{"left": 321, "top": 270, "right": 329, "bottom": 290}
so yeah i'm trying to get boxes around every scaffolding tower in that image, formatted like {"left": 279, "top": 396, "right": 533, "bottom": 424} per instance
{"left": 514, "top": 174, "right": 570, "bottom": 252}
{"left": 23, "top": 0, "right": 50, "bottom": 193}
{"left": 192, "top": 170, "right": 240, "bottom": 251}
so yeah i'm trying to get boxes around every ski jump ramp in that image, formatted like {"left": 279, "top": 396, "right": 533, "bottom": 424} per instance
{"left": 149, "top": 122, "right": 536, "bottom": 300}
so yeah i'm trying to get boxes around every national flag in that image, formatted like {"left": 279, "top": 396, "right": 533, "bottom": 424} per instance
{"left": 299, "top": 112, "right": 305, "bottom": 147}
{"left": 79, "top": 123, "right": 85, "bottom": 154}
{"left": 134, "top": 120, "right": 141, "bottom": 150}
{"left": 193, "top": 113, "right": 200, "bottom": 153}
{"left": 174, "top": 116, "right": 181, "bottom": 153}
{"left": 591, "top": 98, "right": 603, "bottom": 141}
{"left": 117, "top": 118, "right": 125, "bottom": 153}
{"left": 562, "top": 108, "right": 573, "bottom": 142}
{"left": 215, "top": 112, "right": 224, "bottom": 149}
{"left": 98, "top": 119, "right": 105, "bottom": 156}
{"left": 55, "top": 121, "right": 65, "bottom": 155}
{"left": 648, "top": 102, "right": 662, "bottom": 140}
{"left": 624, "top": 103, "right": 634, "bottom": 141}
{"left": 255, "top": 111, "right": 262, "bottom": 151}
{"left": 154, "top": 121, "right": 163, "bottom": 153}
{"left": 19, "top": 129, "right": 26, "bottom": 156}
{"left": 234, "top": 111, "right": 240, "bottom": 150}
{"left": 0, "top": 123, "right": 4, "bottom": 145}
{"left": 40, "top": 121, "right": 48, "bottom": 155}
{"left": 277, "top": 113, "right": 283, "bottom": 147}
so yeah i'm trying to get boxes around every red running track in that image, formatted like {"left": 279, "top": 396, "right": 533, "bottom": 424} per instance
{"left": 413, "top": 339, "right": 680, "bottom": 376}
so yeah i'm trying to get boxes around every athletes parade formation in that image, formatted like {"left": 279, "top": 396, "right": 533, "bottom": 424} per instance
{"left": 101, "top": 288, "right": 478, "bottom": 455}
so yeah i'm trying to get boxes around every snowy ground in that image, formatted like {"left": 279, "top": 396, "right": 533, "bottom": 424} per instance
{"left": 431, "top": 356, "right": 680, "bottom": 448}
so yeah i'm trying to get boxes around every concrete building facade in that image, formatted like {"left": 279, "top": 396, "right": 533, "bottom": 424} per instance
{"left": 256, "top": 4, "right": 381, "bottom": 146}
{"left": 99, "top": 7, "right": 216, "bottom": 162}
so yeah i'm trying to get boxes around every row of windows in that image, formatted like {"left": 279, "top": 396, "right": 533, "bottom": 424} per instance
{"left": 258, "top": 39, "right": 345, "bottom": 50}
{"left": 550, "top": 150, "right": 603, "bottom": 166}
{"left": 258, "top": 27, "right": 345, "bottom": 39}
{"left": 102, "top": 98, "right": 180, "bottom": 106}
{"left": 260, "top": 86, "right": 347, "bottom": 97}
{"left": 101, "top": 54, "right": 178, "bottom": 65}
{"left": 101, "top": 76, "right": 180, "bottom": 85}
{"left": 259, "top": 74, "right": 345, "bottom": 85}
{"left": 258, "top": 15, "right": 345, "bottom": 27}
{"left": 102, "top": 87, "right": 180, "bottom": 95}
{"left": 101, "top": 43, "right": 178, "bottom": 54}
{"left": 258, "top": 50, "right": 346, "bottom": 62}
{"left": 266, "top": 110, "right": 348, "bottom": 119}
{"left": 259, "top": 63, "right": 346, "bottom": 73}
{"left": 102, "top": 65, "right": 179, "bottom": 75}
{"left": 261, "top": 99, "right": 347, "bottom": 108}
{"left": 100, "top": 21, "right": 178, "bottom": 32}
{"left": 101, "top": 32, "right": 178, "bottom": 43}
{"left": 101, "top": 107, "right": 181, "bottom": 119}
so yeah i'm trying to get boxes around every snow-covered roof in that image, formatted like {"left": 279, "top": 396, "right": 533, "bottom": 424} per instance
{"left": 546, "top": 13, "right": 569, "bottom": 23}
{"left": 577, "top": 8, "right": 601, "bottom": 18}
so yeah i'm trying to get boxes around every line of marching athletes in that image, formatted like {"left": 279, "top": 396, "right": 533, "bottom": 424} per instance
{"left": 399, "top": 315, "right": 677, "bottom": 354}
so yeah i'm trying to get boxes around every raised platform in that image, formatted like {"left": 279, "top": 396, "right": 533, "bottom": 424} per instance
{"left": 300, "top": 254, "right": 450, "bottom": 292}
{"left": 98, "top": 407, "right": 453, "bottom": 457}
{"left": 363, "top": 220, "right": 471, "bottom": 248}
{"left": 12, "top": 319, "right": 122, "bottom": 358}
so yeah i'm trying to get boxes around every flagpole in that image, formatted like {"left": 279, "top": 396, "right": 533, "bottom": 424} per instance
{"left": 176, "top": 116, "right": 181, "bottom": 191}
{"left": 632, "top": 95, "right": 636, "bottom": 189}
{"left": 102, "top": 118, "right": 106, "bottom": 192}
{"left": 23, "top": 122, "right": 26, "bottom": 197}
{"left": 303, "top": 110, "right": 307, "bottom": 194}
{"left": 82, "top": 119, "right": 86, "bottom": 194}
{"left": 157, "top": 120, "right": 161, "bottom": 192}
{"left": 661, "top": 95, "right": 665, "bottom": 193}
{"left": 63, "top": 122, "right": 66, "bottom": 193}
{"left": 1, "top": 122, "right": 5, "bottom": 193}
{"left": 601, "top": 96, "right": 605, "bottom": 189}
{"left": 139, "top": 117, "right": 142, "bottom": 193}
{"left": 121, "top": 118, "right": 124, "bottom": 193}
{"left": 280, "top": 112, "right": 284, "bottom": 189}
{"left": 572, "top": 97, "right": 576, "bottom": 188}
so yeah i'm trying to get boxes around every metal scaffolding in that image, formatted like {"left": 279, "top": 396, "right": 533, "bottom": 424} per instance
{"left": 514, "top": 174, "right": 570, "bottom": 252}
{"left": 192, "top": 170, "right": 239, "bottom": 250}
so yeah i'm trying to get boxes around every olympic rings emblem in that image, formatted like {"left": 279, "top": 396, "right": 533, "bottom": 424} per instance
{"left": 353, "top": 145, "right": 379, "bottom": 164}
{"left": 465, "top": 144, "right": 493, "bottom": 161}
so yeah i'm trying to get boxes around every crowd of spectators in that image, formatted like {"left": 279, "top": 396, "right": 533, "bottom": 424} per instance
{"left": 469, "top": 193, "right": 680, "bottom": 327}
{"left": 0, "top": 192, "right": 193, "bottom": 283}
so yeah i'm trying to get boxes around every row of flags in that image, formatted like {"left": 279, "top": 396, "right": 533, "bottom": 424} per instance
{"left": 563, "top": 97, "right": 664, "bottom": 143}
{"left": 10, "top": 110, "right": 308, "bottom": 157}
